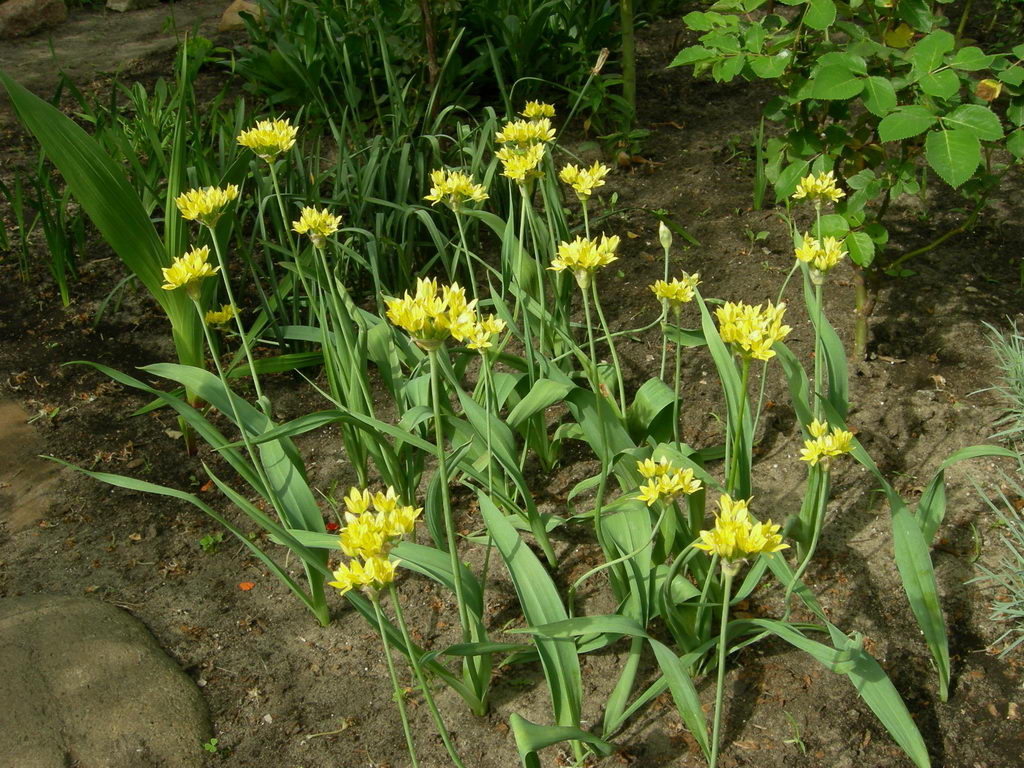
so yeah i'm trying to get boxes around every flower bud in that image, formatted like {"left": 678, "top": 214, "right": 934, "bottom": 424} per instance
{"left": 658, "top": 221, "right": 672, "bottom": 252}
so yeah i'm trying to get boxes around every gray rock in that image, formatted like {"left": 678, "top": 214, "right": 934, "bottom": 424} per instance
{"left": 0, "top": 595, "right": 212, "bottom": 767}
{"left": 105, "top": 0, "right": 159, "bottom": 13}
{"left": 0, "top": 0, "right": 67, "bottom": 39}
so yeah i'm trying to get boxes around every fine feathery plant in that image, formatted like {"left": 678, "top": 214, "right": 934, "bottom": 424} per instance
{"left": 971, "top": 463, "right": 1024, "bottom": 657}
{"left": 22, "top": 92, "right": 1017, "bottom": 767}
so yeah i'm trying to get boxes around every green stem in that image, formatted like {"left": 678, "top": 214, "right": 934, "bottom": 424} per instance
{"left": 426, "top": 349, "right": 471, "bottom": 640}
{"left": 207, "top": 234, "right": 267, "bottom": 412}
{"left": 453, "top": 211, "right": 478, "bottom": 303}
{"left": 783, "top": 467, "right": 829, "bottom": 619}
{"left": 591, "top": 278, "right": 626, "bottom": 414}
{"left": 710, "top": 567, "right": 736, "bottom": 768}
{"left": 672, "top": 316, "right": 683, "bottom": 452}
{"left": 813, "top": 281, "right": 824, "bottom": 421}
{"left": 726, "top": 359, "right": 752, "bottom": 496}
{"left": 372, "top": 592, "right": 419, "bottom": 768}
{"left": 388, "top": 584, "right": 467, "bottom": 768}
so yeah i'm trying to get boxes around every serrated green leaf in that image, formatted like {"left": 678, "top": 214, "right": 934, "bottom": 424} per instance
{"left": 750, "top": 51, "right": 792, "bottom": 78}
{"left": 804, "top": 0, "right": 837, "bottom": 30}
{"left": 845, "top": 231, "right": 876, "bottom": 267}
{"left": 909, "top": 30, "right": 955, "bottom": 73}
{"left": 950, "top": 46, "right": 995, "bottom": 70}
{"left": 1007, "top": 129, "right": 1024, "bottom": 159}
{"left": 918, "top": 69, "right": 960, "bottom": 99}
{"left": 811, "top": 65, "right": 865, "bottom": 99}
{"left": 924, "top": 128, "right": 980, "bottom": 188}
{"left": 861, "top": 76, "right": 897, "bottom": 117}
{"left": 669, "top": 46, "right": 715, "bottom": 67}
{"left": 943, "top": 104, "right": 1004, "bottom": 140}
{"left": 817, "top": 213, "right": 850, "bottom": 237}
{"left": 897, "top": 0, "right": 934, "bottom": 31}
{"left": 999, "top": 67, "right": 1024, "bottom": 87}
{"left": 1008, "top": 98, "right": 1024, "bottom": 127}
{"left": 878, "top": 105, "right": 937, "bottom": 141}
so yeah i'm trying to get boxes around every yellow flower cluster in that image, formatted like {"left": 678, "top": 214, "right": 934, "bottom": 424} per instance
{"left": 559, "top": 161, "right": 610, "bottom": 200}
{"left": 495, "top": 104, "right": 557, "bottom": 185}
{"left": 521, "top": 101, "right": 555, "bottom": 119}
{"left": 236, "top": 118, "right": 298, "bottom": 161}
{"left": 328, "top": 555, "right": 397, "bottom": 597}
{"left": 799, "top": 419, "right": 854, "bottom": 467}
{"left": 715, "top": 301, "right": 791, "bottom": 361}
{"left": 791, "top": 171, "right": 845, "bottom": 204}
{"left": 651, "top": 273, "right": 700, "bottom": 311}
{"left": 496, "top": 117, "right": 556, "bottom": 147}
{"left": 385, "top": 278, "right": 479, "bottom": 348}
{"left": 176, "top": 185, "right": 240, "bottom": 228}
{"left": 497, "top": 143, "right": 547, "bottom": 184}
{"left": 205, "top": 303, "right": 236, "bottom": 326}
{"left": 549, "top": 235, "right": 619, "bottom": 288}
{"left": 328, "top": 486, "right": 421, "bottom": 596}
{"left": 292, "top": 206, "right": 343, "bottom": 248}
{"left": 161, "top": 246, "right": 220, "bottom": 297}
{"left": 636, "top": 457, "right": 702, "bottom": 506}
{"left": 424, "top": 168, "right": 489, "bottom": 211}
{"left": 693, "top": 495, "right": 787, "bottom": 564}
{"left": 794, "top": 233, "right": 846, "bottom": 274}
{"left": 466, "top": 314, "right": 507, "bottom": 351}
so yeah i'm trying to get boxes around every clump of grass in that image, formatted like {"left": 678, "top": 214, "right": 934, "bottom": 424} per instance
{"left": 972, "top": 467, "right": 1024, "bottom": 656}
{"left": 982, "top": 320, "right": 1024, "bottom": 441}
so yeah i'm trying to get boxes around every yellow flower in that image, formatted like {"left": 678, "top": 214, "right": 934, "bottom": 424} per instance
{"left": 715, "top": 301, "right": 791, "bottom": 361}
{"left": 637, "top": 457, "right": 674, "bottom": 478}
{"left": 549, "top": 234, "right": 619, "bottom": 288}
{"left": 800, "top": 420, "right": 854, "bottom": 467}
{"left": 343, "top": 487, "right": 373, "bottom": 519}
{"left": 327, "top": 555, "right": 396, "bottom": 595}
{"left": 466, "top": 314, "right": 506, "bottom": 351}
{"left": 176, "top": 185, "right": 239, "bottom": 228}
{"left": 383, "top": 503, "right": 422, "bottom": 538}
{"left": 292, "top": 206, "right": 342, "bottom": 248}
{"left": 636, "top": 458, "right": 701, "bottom": 506}
{"left": 497, "top": 143, "right": 547, "bottom": 184}
{"left": 794, "top": 233, "right": 846, "bottom": 274}
{"left": 521, "top": 101, "right": 555, "bottom": 119}
{"left": 161, "top": 246, "right": 221, "bottom": 297}
{"left": 693, "top": 495, "right": 787, "bottom": 564}
{"left": 204, "top": 304, "right": 236, "bottom": 326}
{"left": 339, "top": 514, "right": 388, "bottom": 560}
{"left": 791, "top": 171, "right": 845, "bottom": 204}
{"left": 236, "top": 118, "right": 298, "bottom": 161}
{"left": 559, "top": 161, "right": 610, "bottom": 200}
{"left": 424, "top": 168, "right": 489, "bottom": 211}
{"left": 651, "top": 273, "right": 700, "bottom": 311}
{"left": 496, "top": 117, "right": 556, "bottom": 147}
{"left": 385, "top": 278, "right": 478, "bottom": 348}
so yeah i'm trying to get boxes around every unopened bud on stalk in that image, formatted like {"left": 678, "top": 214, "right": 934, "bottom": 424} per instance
{"left": 592, "top": 48, "right": 609, "bottom": 76}
{"left": 658, "top": 221, "right": 672, "bottom": 252}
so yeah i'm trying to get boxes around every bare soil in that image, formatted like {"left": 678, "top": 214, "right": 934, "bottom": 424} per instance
{"left": 1, "top": 6, "right": 1023, "bottom": 768}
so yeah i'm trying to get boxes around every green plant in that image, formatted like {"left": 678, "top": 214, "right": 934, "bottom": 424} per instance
{"left": 982, "top": 319, "right": 1024, "bottom": 441}
{"left": 198, "top": 531, "right": 225, "bottom": 552}
{"left": 671, "top": 0, "right": 1024, "bottom": 357}
{"left": 201, "top": 737, "right": 218, "bottom": 754}
{"left": 972, "top": 464, "right": 1024, "bottom": 656}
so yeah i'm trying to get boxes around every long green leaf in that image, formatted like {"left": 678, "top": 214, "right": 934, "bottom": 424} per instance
{"left": 509, "top": 714, "right": 613, "bottom": 768}
{"left": 480, "top": 493, "right": 582, "bottom": 727}
{"left": 739, "top": 618, "right": 930, "bottom": 768}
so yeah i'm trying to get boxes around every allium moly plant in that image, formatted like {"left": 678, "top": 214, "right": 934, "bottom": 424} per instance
{"left": 33, "top": 85, "right": 1022, "bottom": 768}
